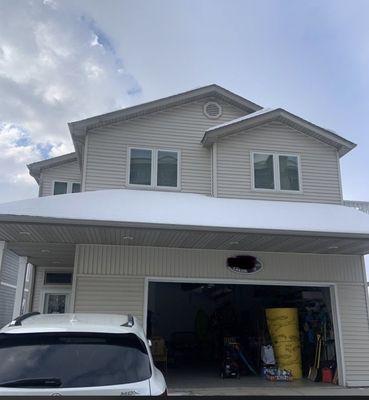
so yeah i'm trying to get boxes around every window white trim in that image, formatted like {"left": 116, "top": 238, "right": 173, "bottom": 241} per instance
{"left": 251, "top": 151, "right": 303, "bottom": 193}
{"left": 127, "top": 146, "right": 181, "bottom": 191}
{"left": 40, "top": 287, "right": 72, "bottom": 314}
{"left": 52, "top": 180, "right": 81, "bottom": 195}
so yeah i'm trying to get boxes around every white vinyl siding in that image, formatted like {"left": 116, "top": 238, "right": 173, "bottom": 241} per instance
{"left": 75, "top": 245, "right": 363, "bottom": 283}
{"left": 74, "top": 275, "right": 145, "bottom": 322}
{"left": 84, "top": 99, "right": 245, "bottom": 195}
{"left": 0, "top": 249, "right": 19, "bottom": 286}
{"left": 31, "top": 267, "right": 45, "bottom": 312}
{"left": 0, "top": 249, "right": 19, "bottom": 327}
{"left": 337, "top": 283, "right": 369, "bottom": 386}
{"left": 73, "top": 244, "right": 369, "bottom": 387}
{"left": 217, "top": 121, "right": 342, "bottom": 203}
{"left": 39, "top": 160, "right": 82, "bottom": 197}
{"left": 0, "top": 285, "right": 16, "bottom": 327}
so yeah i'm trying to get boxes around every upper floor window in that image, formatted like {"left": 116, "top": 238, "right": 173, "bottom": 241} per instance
{"left": 53, "top": 181, "right": 81, "bottom": 195}
{"left": 252, "top": 152, "right": 301, "bottom": 192}
{"left": 128, "top": 147, "right": 180, "bottom": 189}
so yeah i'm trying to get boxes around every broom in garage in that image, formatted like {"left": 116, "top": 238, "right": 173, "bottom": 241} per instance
{"left": 308, "top": 334, "right": 322, "bottom": 381}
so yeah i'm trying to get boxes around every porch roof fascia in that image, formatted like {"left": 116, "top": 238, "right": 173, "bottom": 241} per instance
{"left": 1, "top": 189, "right": 369, "bottom": 243}
{"left": 1, "top": 214, "right": 369, "bottom": 241}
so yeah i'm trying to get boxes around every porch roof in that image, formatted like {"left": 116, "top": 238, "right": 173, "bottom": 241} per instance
{"left": 1, "top": 189, "right": 369, "bottom": 265}
{"left": 1, "top": 189, "right": 369, "bottom": 235}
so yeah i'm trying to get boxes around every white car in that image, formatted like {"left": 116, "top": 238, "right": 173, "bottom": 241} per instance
{"left": 0, "top": 312, "right": 166, "bottom": 396}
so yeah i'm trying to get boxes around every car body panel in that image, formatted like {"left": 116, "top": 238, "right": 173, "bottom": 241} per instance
{"left": 0, "top": 313, "right": 167, "bottom": 396}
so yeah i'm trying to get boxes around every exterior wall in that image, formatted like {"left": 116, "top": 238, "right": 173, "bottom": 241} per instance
{"left": 0, "top": 248, "right": 19, "bottom": 327}
{"left": 72, "top": 244, "right": 369, "bottom": 386}
{"left": 337, "top": 282, "right": 369, "bottom": 386}
{"left": 84, "top": 98, "right": 245, "bottom": 195}
{"left": 39, "top": 160, "right": 81, "bottom": 197}
{"left": 216, "top": 121, "right": 342, "bottom": 204}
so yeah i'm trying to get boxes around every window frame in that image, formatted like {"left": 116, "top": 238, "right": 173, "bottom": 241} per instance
{"left": 52, "top": 181, "right": 81, "bottom": 195}
{"left": 40, "top": 269, "right": 73, "bottom": 314}
{"left": 127, "top": 146, "right": 181, "bottom": 191}
{"left": 44, "top": 271, "right": 73, "bottom": 285}
{"left": 40, "top": 288, "right": 72, "bottom": 314}
{"left": 251, "top": 151, "right": 302, "bottom": 193}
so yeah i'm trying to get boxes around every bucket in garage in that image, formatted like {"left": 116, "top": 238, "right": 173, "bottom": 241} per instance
{"left": 266, "top": 308, "right": 302, "bottom": 379}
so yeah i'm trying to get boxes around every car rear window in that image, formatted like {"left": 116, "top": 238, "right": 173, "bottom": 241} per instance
{"left": 0, "top": 332, "right": 151, "bottom": 388}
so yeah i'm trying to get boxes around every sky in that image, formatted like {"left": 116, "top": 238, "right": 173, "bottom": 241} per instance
{"left": 0, "top": 0, "right": 368, "bottom": 204}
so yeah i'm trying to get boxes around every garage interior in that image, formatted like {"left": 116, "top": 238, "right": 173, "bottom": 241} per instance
{"left": 147, "top": 281, "right": 338, "bottom": 390}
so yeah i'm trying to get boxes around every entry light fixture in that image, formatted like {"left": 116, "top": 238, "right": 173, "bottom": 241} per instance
{"left": 19, "top": 231, "right": 31, "bottom": 236}
{"left": 122, "top": 236, "right": 134, "bottom": 241}
{"left": 328, "top": 245, "right": 339, "bottom": 250}
{"left": 41, "top": 249, "right": 50, "bottom": 254}
{"left": 52, "top": 261, "right": 62, "bottom": 264}
{"left": 229, "top": 241, "right": 239, "bottom": 245}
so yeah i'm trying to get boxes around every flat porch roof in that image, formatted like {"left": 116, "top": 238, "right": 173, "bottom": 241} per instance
{"left": 1, "top": 189, "right": 369, "bottom": 267}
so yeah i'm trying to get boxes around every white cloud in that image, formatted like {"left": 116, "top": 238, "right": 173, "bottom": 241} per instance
{"left": 0, "top": 123, "right": 41, "bottom": 203}
{"left": 0, "top": 0, "right": 141, "bottom": 202}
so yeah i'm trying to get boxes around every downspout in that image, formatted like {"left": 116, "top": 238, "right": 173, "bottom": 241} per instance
{"left": 336, "top": 151, "right": 344, "bottom": 204}
{"left": 12, "top": 257, "right": 27, "bottom": 318}
{"left": 212, "top": 143, "right": 218, "bottom": 197}
{"left": 38, "top": 172, "right": 44, "bottom": 197}
{"left": 0, "top": 241, "right": 6, "bottom": 277}
{"left": 28, "top": 264, "right": 37, "bottom": 313}
{"left": 81, "top": 132, "right": 89, "bottom": 192}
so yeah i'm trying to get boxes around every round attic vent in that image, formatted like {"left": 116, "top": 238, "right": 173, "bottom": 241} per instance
{"left": 203, "top": 101, "right": 222, "bottom": 119}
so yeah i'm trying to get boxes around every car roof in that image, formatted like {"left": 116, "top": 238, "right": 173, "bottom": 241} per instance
{"left": 0, "top": 313, "right": 143, "bottom": 336}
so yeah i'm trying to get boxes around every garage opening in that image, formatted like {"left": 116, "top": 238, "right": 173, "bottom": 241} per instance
{"left": 147, "top": 281, "right": 338, "bottom": 390}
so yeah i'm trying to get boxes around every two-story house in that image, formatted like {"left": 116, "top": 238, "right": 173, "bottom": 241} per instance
{"left": 1, "top": 85, "right": 369, "bottom": 390}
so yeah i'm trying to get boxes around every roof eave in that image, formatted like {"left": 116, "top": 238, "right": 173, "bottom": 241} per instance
{"left": 27, "top": 152, "right": 78, "bottom": 184}
{"left": 202, "top": 109, "right": 357, "bottom": 157}
{"left": 69, "top": 84, "right": 262, "bottom": 132}
{"left": 68, "top": 84, "right": 263, "bottom": 166}
{"left": 1, "top": 213, "right": 369, "bottom": 241}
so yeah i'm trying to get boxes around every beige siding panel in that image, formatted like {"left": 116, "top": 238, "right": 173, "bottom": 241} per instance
{"left": 85, "top": 99, "right": 245, "bottom": 194}
{"left": 31, "top": 267, "right": 44, "bottom": 312}
{"left": 0, "top": 285, "right": 16, "bottom": 327}
{"left": 74, "top": 275, "right": 145, "bottom": 323}
{"left": 40, "top": 160, "right": 82, "bottom": 197}
{"left": 217, "top": 121, "right": 342, "bottom": 204}
{"left": 75, "top": 245, "right": 363, "bottom": 283}
{"left": 337, "top": 284, "right": 369, "bottom": 385}
{"left": 0, "top": 249, "right": 19, "bottom": 285}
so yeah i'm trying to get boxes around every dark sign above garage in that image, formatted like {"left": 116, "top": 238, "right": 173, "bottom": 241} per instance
{"left": 227, "top": 255, "right": 263, "bottom": 274}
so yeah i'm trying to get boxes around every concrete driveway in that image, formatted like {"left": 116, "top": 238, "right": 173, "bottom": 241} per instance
{"left": 167, "top": 374, "right": 369, "bottom": 396}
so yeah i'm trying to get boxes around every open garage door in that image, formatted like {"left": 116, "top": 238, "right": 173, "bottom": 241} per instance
{"left": 146, "top": 281, "right": 338, "bottom": 392}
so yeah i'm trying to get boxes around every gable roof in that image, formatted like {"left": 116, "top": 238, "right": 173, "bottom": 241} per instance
{"left": 68, "top": 84, "right": 262, "bottom": 165}
{"left": 202, "top": 108, "right": 356, "bottom": 157}
{"left": 27, "top": 152, "right": 78, "bottom": 183}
